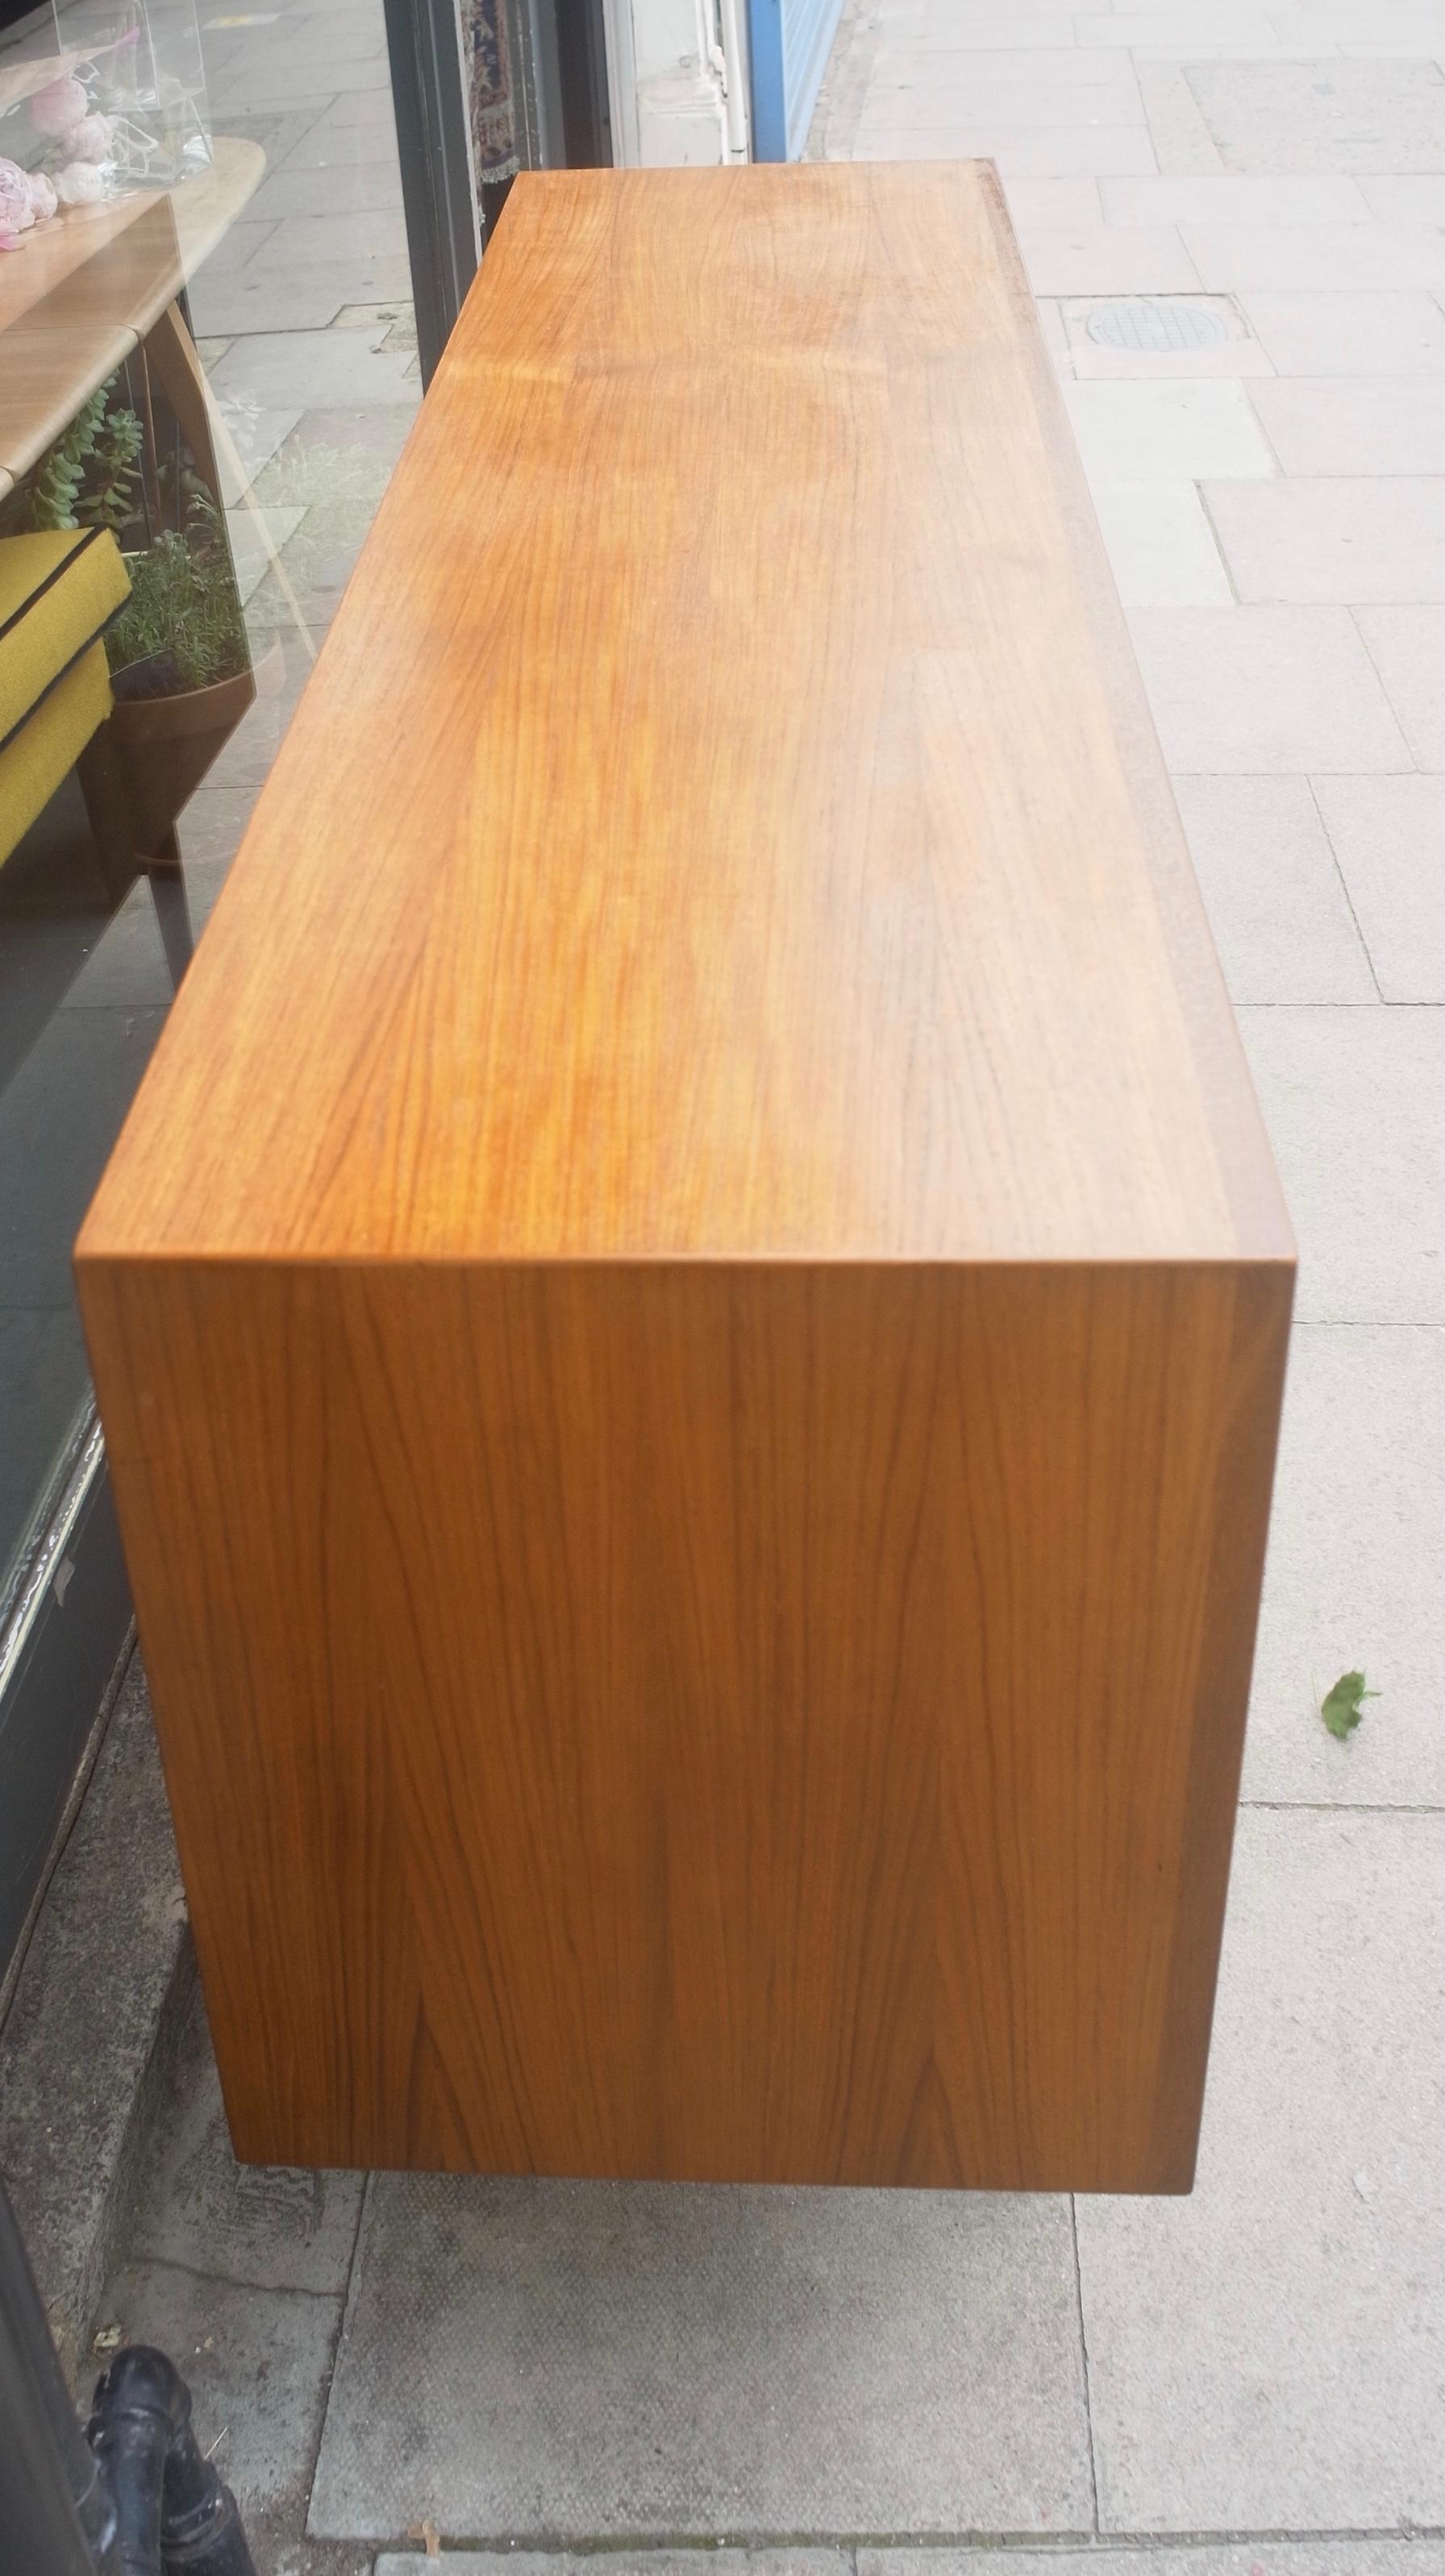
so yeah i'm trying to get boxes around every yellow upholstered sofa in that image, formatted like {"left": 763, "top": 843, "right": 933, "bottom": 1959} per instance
{"left": 0, "top": 528, "right": 131, "bottom": 859}
{"left": 0, "top": 526, "right": 192, "bottom": 979}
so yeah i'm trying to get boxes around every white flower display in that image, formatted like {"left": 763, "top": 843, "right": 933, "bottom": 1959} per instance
{"left": 54, "top": 158, "right": 106, "bottom": 206}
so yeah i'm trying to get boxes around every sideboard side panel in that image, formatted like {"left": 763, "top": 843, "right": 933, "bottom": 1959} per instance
{"left": 78, "top": 1254, "right": 1290, "bottom": 2187}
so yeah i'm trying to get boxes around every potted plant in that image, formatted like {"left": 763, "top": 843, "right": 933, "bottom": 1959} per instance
{"left": 103, "top": 493, "right": 260, "bottom": 851}
{"left": 30, "top": 369, "right": 264, "bottom": 852}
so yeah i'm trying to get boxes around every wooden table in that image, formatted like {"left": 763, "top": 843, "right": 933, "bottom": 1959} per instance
{"left": 0, "top": 140, "right": 313, "bottom": 660}
{"left": 0, "top": 138, "right": 265, "bottom": 498}
{"left": 77, "top": 163, "right": 1294, "bottom": 2193}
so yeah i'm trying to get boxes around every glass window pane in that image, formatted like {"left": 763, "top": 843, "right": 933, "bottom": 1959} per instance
{"left": 0, "top": 0, "right": 423, "bottom": 1600}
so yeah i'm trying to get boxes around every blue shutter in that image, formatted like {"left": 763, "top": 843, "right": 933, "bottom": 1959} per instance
{"left": 747, "top": 0, "right": 845, "bottom": 160}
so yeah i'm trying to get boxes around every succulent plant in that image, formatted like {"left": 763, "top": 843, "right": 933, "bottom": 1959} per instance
{"left": 30, "top": 385, "right": 111, "bottom": 530}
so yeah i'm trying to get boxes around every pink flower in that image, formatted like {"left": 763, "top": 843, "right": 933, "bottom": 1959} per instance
{"left": 68, "top": 112, "right": 113, "bottom": 165}
{"left": 28, "top": 73, "right": 89, "bottom": 138}
{"left": 25, "top": 170, "right": 58, "bottom": 223}
{"left": 0, "top": 158, "right": 35, "bottom": 247}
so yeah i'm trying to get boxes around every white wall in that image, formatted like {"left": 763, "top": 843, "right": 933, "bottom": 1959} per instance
{"left": 601, "top": 0, "right": 749, "bottom": 168}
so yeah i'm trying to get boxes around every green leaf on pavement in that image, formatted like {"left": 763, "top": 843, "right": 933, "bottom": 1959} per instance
{"left": 1320, "top": 1670, "right": 1380, "bottom": 1741}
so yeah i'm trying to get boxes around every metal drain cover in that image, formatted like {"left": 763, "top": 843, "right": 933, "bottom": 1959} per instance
{"left": 1085, "top": 299, "right": 1229, "bottom": 352}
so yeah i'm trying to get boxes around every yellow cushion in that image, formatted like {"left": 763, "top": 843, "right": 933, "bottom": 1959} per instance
{"left": 0, "top": 640, "right": 114, "bottom": 864}
{"left": 0, "top": 529, "right": 131, "bottom": 751}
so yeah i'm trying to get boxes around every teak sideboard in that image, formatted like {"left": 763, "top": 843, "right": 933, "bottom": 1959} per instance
{"left": 77, "top": 162, "right": 1294, "bottom": 2193}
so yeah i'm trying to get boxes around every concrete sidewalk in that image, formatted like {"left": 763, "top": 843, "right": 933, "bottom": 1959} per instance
{"left": 93, "top": 3, "right": 1445, "bottom": 2569}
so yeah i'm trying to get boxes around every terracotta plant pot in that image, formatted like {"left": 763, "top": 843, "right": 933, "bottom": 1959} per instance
{"left": 108, "top": 641, "right": 282, "bottom": 855}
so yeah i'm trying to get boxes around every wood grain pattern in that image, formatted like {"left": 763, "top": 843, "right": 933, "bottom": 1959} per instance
{"left": 77, "top": 164, "right": 1293, "bottom": 2189}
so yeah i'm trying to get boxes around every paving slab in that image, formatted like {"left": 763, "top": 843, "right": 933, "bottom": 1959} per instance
{"left": 1064, "top": 377, "right": 1275, "bottom": 477}
{"left": 374, "top": 2560, "right": 1445, "bottom": 2576}
{"left": 245, "top": 577, "right": 351, "bottom": 643}
{"left": 278, "top": 110, "right": 406, "bottom": 170}
{"left": 125, "top": 1981, "right": 364, "bottom": 2296}
{"left": 263, "top": 2545, "right": 371, "bottom": 2576}
{"left": 997, "top": 178, "right": 1102, "bottom": 230}
{"left": 1128, "top": 606, "right": 1408, "bottom": 769}
{"left": 1076, "top": 1808, "right": 1445, "bottom": 2530}
{"left": 248, "top": 159, "right": 403, "bottom": 220}
{"left": 212, "top": 103, "right": 330, "bottom": 172}
{"left": 266, "top": 85, "right": 396, "bottom": 148}
{"left": 1136, "top": 58, "right": 1226, "bottom": 181}
{"left": 1017, "top": 223, "right": 1200, "bottom": 295}
{"left": 261, "top": 400, "right": 419, "bottom": 480}
{"left": 1171, "top": 773, "right": 1375, "bottom": 1001}
{"left": 310, "top": 2179, "right": 1091, "bottom": 2542}
{"left": 1274, "top": 0, "right": 1445, "bottom": 37}
{"left": 210, "top": 57, "right": 392, "bottom": 110}
{"left": 857, "top": 52, "right": 1147, "bottom": 126}
{"left": 169, "top": 783, "right": 265, "bottom": 869}
{"left": 865, "top": 2550, "right": 1445, "bottom": 2576}
{"left": 269, "top": 495, "right": 382, "bottom": 598}
{"left": 1032, "top": 297, "right": 1072, "bottom": 368}
{"left": 1097, "top": 36, "right": 1347, "bottom": 63}
{"left": 868, "top": 15, "right": 1077, "bottom": 53}
{"left": 284, "top": 86, "right": 405, "bottom": 137}
{"left": 1359, "top": 173, "right": 1445, "bottom": 223}
{"left": 1091, "top": 482, "right": 1233, "bottom": 602}
{"left": 95, "top": 2260, "right": 344, "bottom": 2548}
{"left": 206, "top": 326, "right": 419, "bottom": 410}
{"left": 1207, "top": 474, "right": 1445, "bottom": 601}
{"left": 1075, "top": 8, "right": 1285, "bottom": 48}
{"left": 1248, "top": 375, "right": 1445, "bottom": 473}
{"left": 210, "top": 402, "right": 306, "bottom": 506}
{"left": 228, "top": 503, "right": 307, "bottom": 604}
{"left": 328, "top": 301, "right": 416, "bottom": 343}
{"left": 242, "top": 209, "right": 410, "bottom": 270}
{"left": 219, "top": 16, "right": 388, "bottom": 70}
{"left": 1184, "top": 56, "right": 1445, "bottom": 173}
{"left": 169, "top": 793, "right": 265, "bottom": 947}
{"left": 852, "top": 128, "right": 1162, "bottom": 176}
{"left": 379, "top": 2561, "right": 845, "bottom": 2576}
{"left": 1353, "top": 603, "right": 1445, "bottom": 764}
{"left": 64, "top": 880, "right": 178, "bottom": 1012}
{"left": 1100, "top": 173, "right": 1368, "bottom": 223}
{"left": 200, "top": 215, "right": 281, "bottom": 273}
{"left": 1241, "top": 286, "right": 1445, "bottom": 373}
{"left": 1239, "top": 1004, "right": 1445, "bottom": 1321}
{"left": 190, "top": 256, "right": 413, "bottom": 338}
{"left": 1312, "top": 772, "right": 1445, "bottom": 998}
{"left": 1184, "top": 218, "right": 1445, "bottom": 292}
{"left": 1332, "top": 29, "right": 1445, "bottom": 50}
{"left": 1244, "top": 1320, "right": 1445, "bottom": 1807}
{"left": 856, "top": 95, "right": 1148, "bottom": 146}
{"left": 0, "top": 1656, "right": 192, "bottom": 2384}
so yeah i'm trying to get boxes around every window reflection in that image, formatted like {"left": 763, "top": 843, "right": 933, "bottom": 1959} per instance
{"left": 0, "top": 0, "right": 419, "bottom": 1601}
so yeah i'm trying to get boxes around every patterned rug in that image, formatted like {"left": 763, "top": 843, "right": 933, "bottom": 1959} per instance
{"left": 461, "top": 0, "right": 518, "bottom": 181}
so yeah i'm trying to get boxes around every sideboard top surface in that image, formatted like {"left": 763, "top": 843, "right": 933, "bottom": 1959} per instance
{"left": 79, "top": 161, "right": 1291, "bottom": 1272}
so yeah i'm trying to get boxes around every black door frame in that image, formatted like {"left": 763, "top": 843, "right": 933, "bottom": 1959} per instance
{"left": 383, "top": 0, "right": 481, "bottom": 389}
